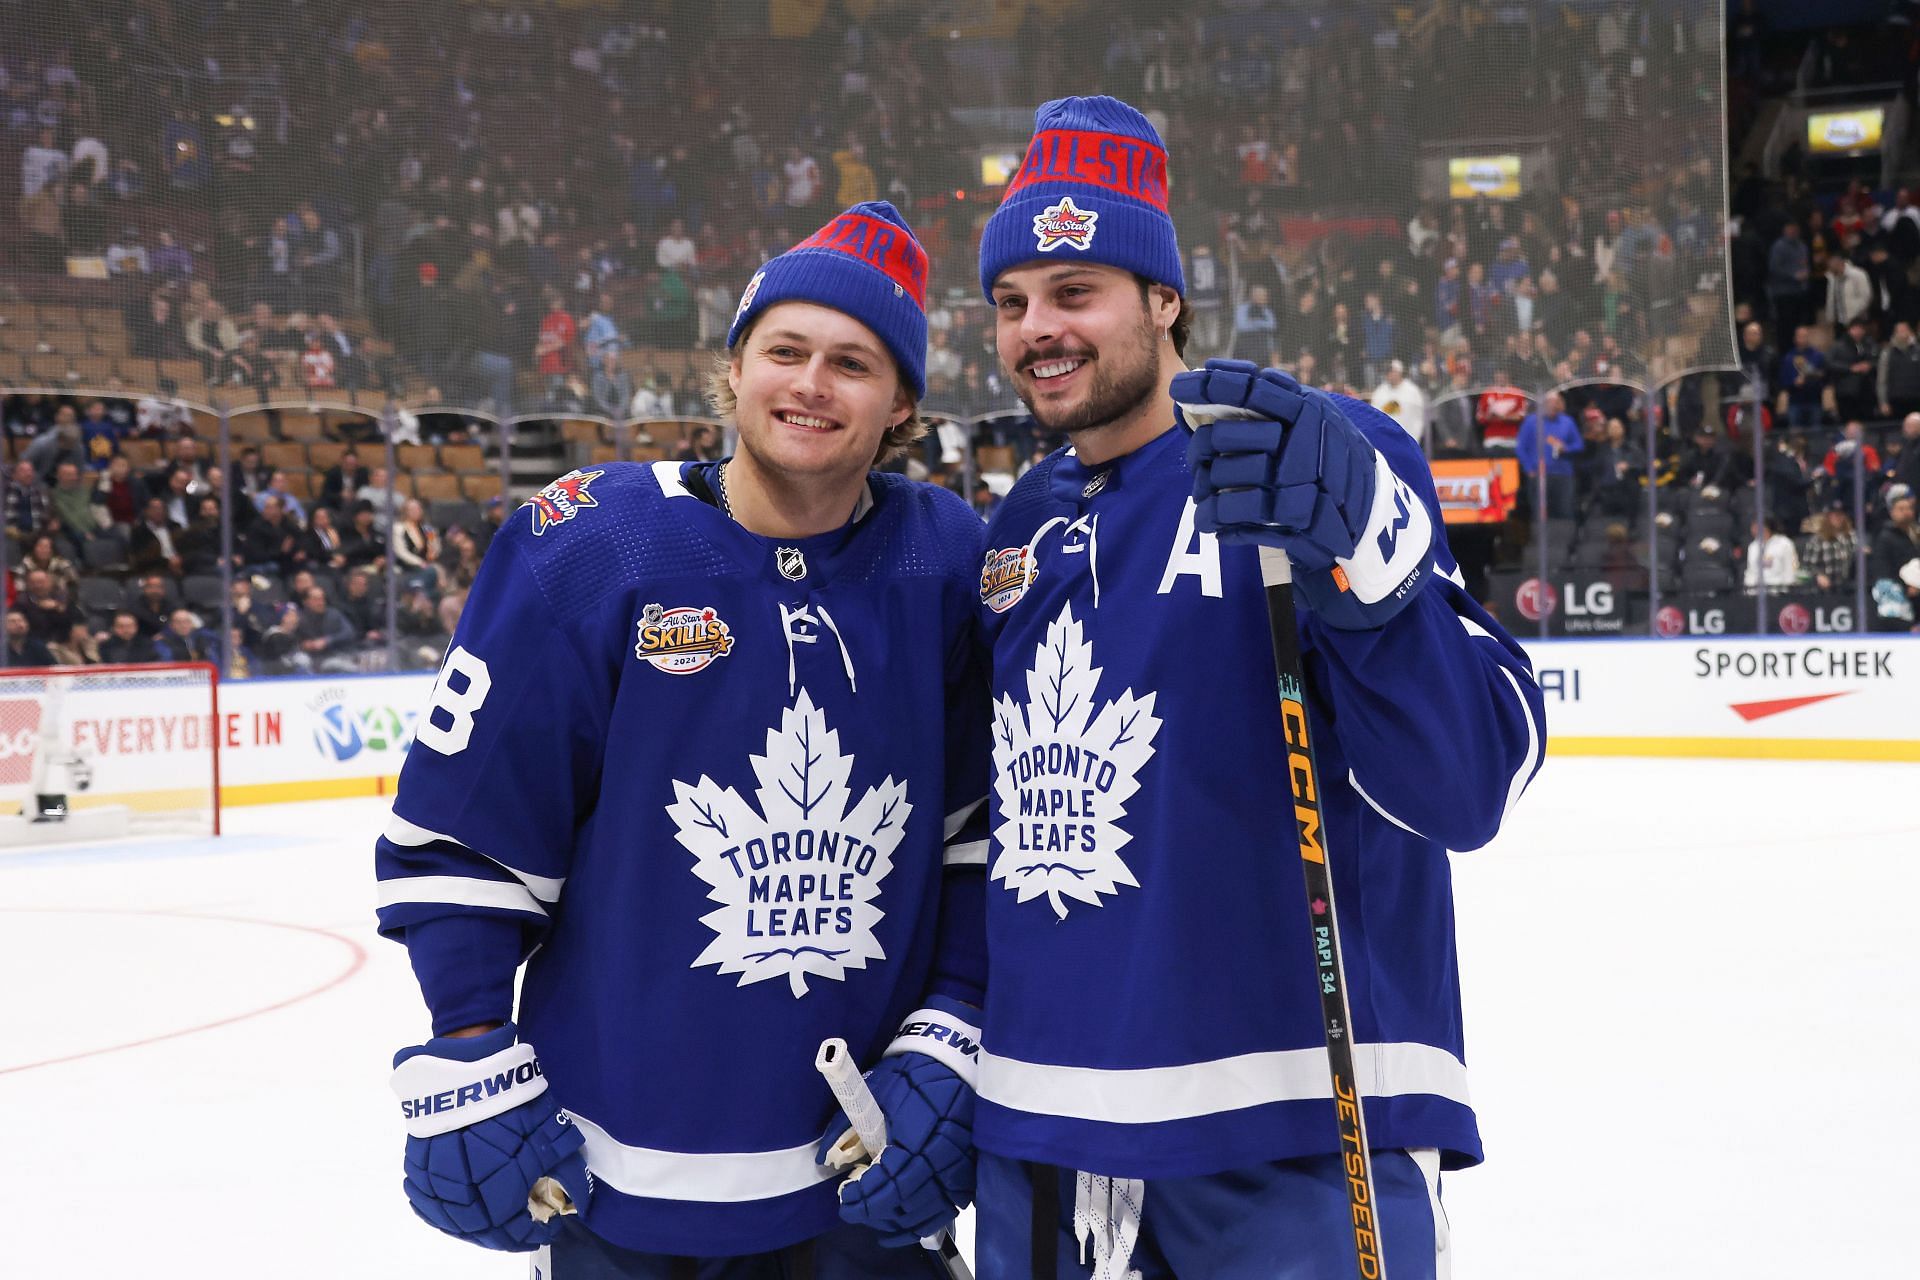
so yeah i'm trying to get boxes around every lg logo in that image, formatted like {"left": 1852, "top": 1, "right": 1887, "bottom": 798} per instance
{"left": 1776, "top": 603, "right": 1853, "bottom": 634}
{"left": 1656, "top": 605, "right": 1725, "bottom": 636}
{"left": 1517, "top": 579, "right": 1613, "bottom": 622}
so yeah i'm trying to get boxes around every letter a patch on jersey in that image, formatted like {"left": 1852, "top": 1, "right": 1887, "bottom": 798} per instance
{"left": 668, "top": 691, "right": 909, "bottom": 996}
{"left": 991, "top": 603, "right": 1161, "bottom": 919}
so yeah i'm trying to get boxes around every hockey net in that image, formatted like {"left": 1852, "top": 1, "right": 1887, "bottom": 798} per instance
{"left": 0, "top": 663, "right": 220, "bottom": 843}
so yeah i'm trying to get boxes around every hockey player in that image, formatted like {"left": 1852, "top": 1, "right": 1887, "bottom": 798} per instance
{"left": 968, "top": 97, "right": 1548, "bottom": 1278}
{"left": 377, "top": 201, "right": 986, "bottom": 1278}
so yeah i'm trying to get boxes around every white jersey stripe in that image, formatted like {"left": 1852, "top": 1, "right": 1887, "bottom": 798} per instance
{"left": 374, "top": 875, "right": 548, "bottom": 917}
{"left": 566, "top": 1111, "right": 835, "bottom": 1203}
{"left": 1452, "top": 612, "right": 1544, "bottom": 820}
{"left": 978, "top": 1040, "right": 1470, "bottom": 1125}
{"left": 944, "top": 839, "right": 989, "bottom": 867}
{"left": 383, "top": 812, "right": 566, "bottom": 902}
{"left": 1347, "top": 770, "right": 1423, "bottom": 837}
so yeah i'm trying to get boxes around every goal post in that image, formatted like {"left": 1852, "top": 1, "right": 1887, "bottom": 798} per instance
{"left": 0, "top": 662, "right": 221, "bottom": 843}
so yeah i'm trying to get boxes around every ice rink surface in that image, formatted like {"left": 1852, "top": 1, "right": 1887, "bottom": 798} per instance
{"left": 3, "top": 755, "right": 1915, "bottom": 1278}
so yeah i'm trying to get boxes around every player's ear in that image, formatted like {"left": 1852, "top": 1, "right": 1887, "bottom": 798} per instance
{"left": 888, "top": 381, "right": 913, "bottom": 432}
{"left": 1147, "top": 282, "right": 1180, "bottom": 332}
{"left": 727, "top": 353, "right": 743, "bottom": 400}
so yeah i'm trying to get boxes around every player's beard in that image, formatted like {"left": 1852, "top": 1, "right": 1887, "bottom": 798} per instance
{"left": 1014, "top": 306, "right": 1162, "bottom": 440}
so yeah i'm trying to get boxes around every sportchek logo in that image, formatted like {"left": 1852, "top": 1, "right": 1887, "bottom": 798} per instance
{"left": 1728, "top": 692, "right": 1853, "bottom": 722}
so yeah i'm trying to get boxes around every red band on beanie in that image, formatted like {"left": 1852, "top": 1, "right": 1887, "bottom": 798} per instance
{"left": 1002, "top": 129, "right": 1169, "bottom": 210}
{"left": 793, "top": 212, "right": 929, "bottom": 308}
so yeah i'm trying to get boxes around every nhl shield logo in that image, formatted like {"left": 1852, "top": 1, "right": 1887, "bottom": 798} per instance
{"left": 1032, "top": 197, "right": 1098, "bottom": 253}
{"left": 776, "top": 546, "right": 807, "bottom": 580}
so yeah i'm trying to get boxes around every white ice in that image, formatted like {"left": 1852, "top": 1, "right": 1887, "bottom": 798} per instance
{"left": 2, "top": 758, "right": 1914, "bottom": 1278}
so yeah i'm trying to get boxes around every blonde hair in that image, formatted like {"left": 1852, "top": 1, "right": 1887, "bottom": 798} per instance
{"left": 705, "top": 326, "right": 928, "bottom": 467}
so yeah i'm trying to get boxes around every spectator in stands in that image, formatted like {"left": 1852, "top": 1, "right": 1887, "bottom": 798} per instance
{"left": 244, "top": 493, "right": 307, "bottom": 578}
{"left": 5, "top": 609, "right": 54, "bottom": 668}
{"left": 301, "top": 504, "right": 345, "bottom": 571}
{"left": 1880, "top": 323, "right": 1920, "bottom": 421}
{"left": 655, "top": 218, "right": 697, "bottom": 274}
{"left": 216, "top": 331, "right": 281, "bottom": 401}
{"left": 340, "top": 500, "right": 387, "bottom": 570}
{"left": 6, "top": 460, "right": 51, "bottom": 549}
{"left": 630, "top": 372, "right": 674, "bottom": 420}
{"left": 1517, "top": 391, "right": 1584, "bottom": 518}
{"left": 19, "top": 570, "right": 77, "bottom": 648}
{"left": 176, "top": 496, "right": 232, "bottom": 577}
{"left": 48, "top": 463, "right": 101, "bottom": 550}
{"left": 151, "top": 231, "right": 193, "bottom": 279}
{"left": 300, "top": 330, "right": 337, "bottom": 391}
{"left": 1745, "top": 517, "right": 1801, "bottom": 592}
{"left": 1824, "top": 253, "right": 1872, "bottom": 331}
{"left": 338, "top": 568, "right": 385, "bottom": 649}
{"left": 22, "top": 127, "right": 68, "bottom": 198}
{"left": 473, "top": 496, "right": 507, "bottom": 556}
{"left": 125, "top": 575, "right": 172, "bottom": 639}
{"left": 107, "top": 226, "right": 150, "bottom": 276}
{"left": 21, "top": 534, "right": 78, "bottom": 600}
{"left": 1822, "top": 421, "right": 1882, "bottom": 506}
{"left": 397, "top": 586, "right": 448, "bottom": 669}
{"left": 157, "top": 608, "right": 218, "bottom": 664}
{"left": 582, "top": 292, "right": 627, "bottom": 364}
{"left": 129, "top": 291, "right": 190, "bottom": 361}
{"left": 1776, "top": 326, "right": 1826, "bottom": 429}
{"left": 79, "top": 401, "right": 120, "bottom": 472}
{"left": 1368, "top": 360, "right": 1427, "bottom": 447}
{"left": 1589, "top": 417, "right": 1645, "bottom": 518}
{"left": 319, "top": 448, "right": 365, "bottom": 513}
{"left": 26, "top": 406, "right": 87, "bottom": 482}
{"left": 1869, "top": 486, "right": 1920, "bottom": 630}
{"left": 1232, "top": 285, "right": 1277, "bottom": 365}
{"left": 185, "top": 298, "right": 240, "bottom": 379}
{"left": 393, "top": 498, "right": 439, "bottom": 593}
{"left": 291, "top": 586, "right": 357, "bottom": 673}
{"left": 1802, "top": 505, "right": 1859, "bottom": 594}
{"left": 1767, "top": 223, "right": 1810, "bottom": 333}
{"left": 1676, "top": 424, "right": 1741, "bottom": 492}
{"left": 1829, "top": 317, "right": 1880, "bottom": 424}
{"left": 226, "top": 579, "right": 277, "bottom": 646}
{"left": 591, "top": 346, "right": 633, "bottom": 422}
{"left": 535, "top": 288, "right": 579, "bottom": 394}
{"left": 1893, "top": 414, "right": 1920, "bottom": 498}
{"left": 94, "top": 455, "right": 139, "bottom": 528}
{"left": 252, "top": 470, "right": 307, "bottom": 525}
{"left": 100, "top": 611, "right": 159, "bottom": 664}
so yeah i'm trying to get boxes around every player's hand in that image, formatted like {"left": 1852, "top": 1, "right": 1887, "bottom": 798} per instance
{"left": 390, "top": 1023, "right": 592, "bottom": 1252}
{"left": 816, "top": 1003, "right": 979, "bottom": 1247}
{"left": 1175, "top": 358, "right": 1436, "bottom": 629}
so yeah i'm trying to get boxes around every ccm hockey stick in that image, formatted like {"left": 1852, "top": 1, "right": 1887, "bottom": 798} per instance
{"left": 815, "top": 1039, "right": 973, "bottom": 1280}
{"left": 1259, "top": 546, "right": 1387, "bottom": 1280}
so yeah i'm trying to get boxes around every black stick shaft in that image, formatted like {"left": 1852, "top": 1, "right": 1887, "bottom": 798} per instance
{"left": 1259, "top": 545, "right": 1386, "bottom": 1280}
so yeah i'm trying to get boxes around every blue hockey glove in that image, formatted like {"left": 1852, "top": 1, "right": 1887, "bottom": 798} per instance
{"left": 390, "top": 1022, "right": 592, "bottom": 1252}
{"left": 1174, "top": 358, "right": 1436, "bottom": 629}
{"left": 816, "top": 1002, "right": 980, "bottom": 1247}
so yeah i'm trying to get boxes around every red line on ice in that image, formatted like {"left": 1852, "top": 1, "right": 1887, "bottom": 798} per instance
{"left": 0, "top": 909, "right": 368, "bottom": 1075}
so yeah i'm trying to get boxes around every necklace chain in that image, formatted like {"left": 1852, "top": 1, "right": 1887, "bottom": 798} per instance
{"left": 715, "top": 459, "right": 734, "bottom": 521}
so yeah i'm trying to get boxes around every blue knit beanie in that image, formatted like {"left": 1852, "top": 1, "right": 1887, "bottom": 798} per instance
{"left": 978, "top": 96, "right": 1184, "bottom": 302}
{"left": 727, "top": 201, "right": 929, "bottom": 398}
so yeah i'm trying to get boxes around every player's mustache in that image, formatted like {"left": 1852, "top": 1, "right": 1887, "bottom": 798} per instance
{"left": 1017, "top": 346, "right": 1096, "bottom": 374}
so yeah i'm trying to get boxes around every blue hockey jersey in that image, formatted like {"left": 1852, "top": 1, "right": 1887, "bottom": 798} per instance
{"left": 374, "top": 460, "right": 990, "bottom": 1256}
{"left": 974, "top": 400, "right": 1545, "bottom": 1180}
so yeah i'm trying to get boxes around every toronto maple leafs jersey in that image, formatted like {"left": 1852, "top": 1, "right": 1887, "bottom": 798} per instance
{"left": 374, "top": 460, "right": 990, "bottom": 1256}
{"left": 974, "top": 400, "right": 1546, "bottom": 1180}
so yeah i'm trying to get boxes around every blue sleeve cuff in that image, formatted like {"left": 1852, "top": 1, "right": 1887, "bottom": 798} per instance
{"left": 402, "top": 914, "right": 524, "bottom": 1037}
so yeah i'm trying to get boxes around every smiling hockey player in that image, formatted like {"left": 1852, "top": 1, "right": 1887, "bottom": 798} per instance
{"left": 377, "top": 201, "right": 987, "bottom": 1278}
{"left": 971, "top": 97, "right": 1548, "bottom": 1279}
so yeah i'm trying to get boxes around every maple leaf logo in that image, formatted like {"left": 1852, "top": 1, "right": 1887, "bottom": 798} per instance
{"left": 668, "top": 690, "right": 910, "bottom": 997}
{"left": 991, "top": 602, "right": 1160, "bottom": 920}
